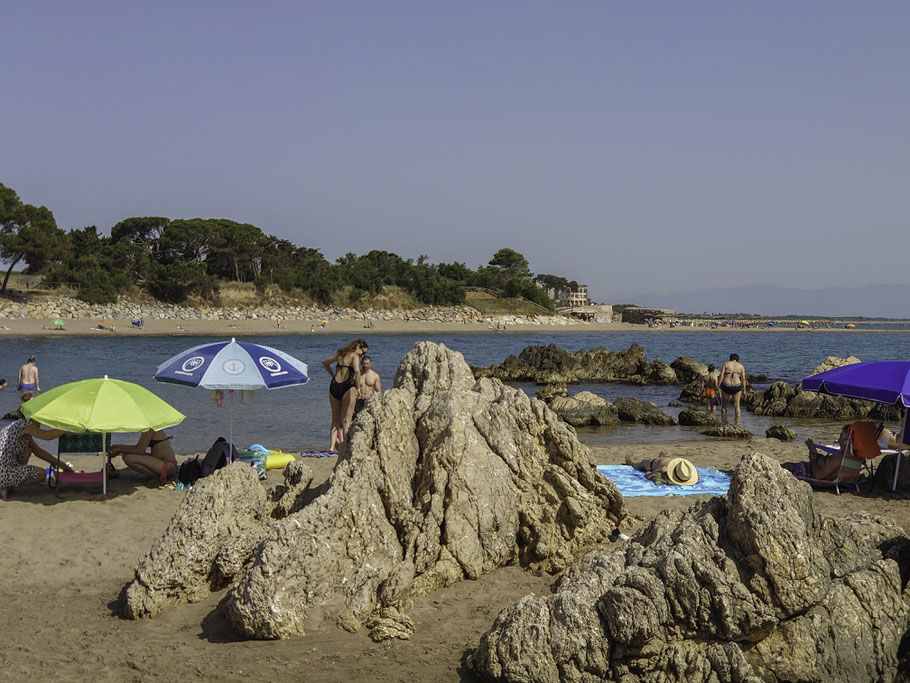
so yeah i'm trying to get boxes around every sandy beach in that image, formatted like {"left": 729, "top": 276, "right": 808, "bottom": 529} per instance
{"left": 2, "top": 439, "right": 908, "bottom": 682}
{"left": 2, "top": 316, "right": 909, "bottom": 338}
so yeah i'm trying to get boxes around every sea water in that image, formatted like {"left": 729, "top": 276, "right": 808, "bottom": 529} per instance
{"left": 2, "top": 329, "right": 909, "bottom": 453}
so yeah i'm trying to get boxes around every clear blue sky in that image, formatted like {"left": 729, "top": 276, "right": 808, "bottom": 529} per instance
{"left": 3, "top": 1, "right": 908, "bottom": 304}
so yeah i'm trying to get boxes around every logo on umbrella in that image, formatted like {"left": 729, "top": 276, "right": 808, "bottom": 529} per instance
{"left": 259, "top": 356, "right": 286, "bottom": 377}
{"left": 223, "top": 359, "right": 246, "bottom": 375}
{"left": 178, "top": 356, "right": 206, "bottom": 375}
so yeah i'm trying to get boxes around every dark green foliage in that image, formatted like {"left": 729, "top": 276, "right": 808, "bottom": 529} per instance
{"left": 0, "top": 183, "right": 575, "bottom": 309}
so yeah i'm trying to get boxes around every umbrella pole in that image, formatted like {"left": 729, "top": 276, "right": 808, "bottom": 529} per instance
{"left": 103, "top": 433, "right": 108, "bottom": 495}
{"left": 893, "top": 409, "right": 908, "bottom": 492}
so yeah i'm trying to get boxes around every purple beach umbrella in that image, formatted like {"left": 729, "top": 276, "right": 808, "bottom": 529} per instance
{"left": 802, "top": 361, "right": 910, "bottom": 490}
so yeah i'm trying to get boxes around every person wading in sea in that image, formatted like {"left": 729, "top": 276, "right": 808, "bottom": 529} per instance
{"left": 718, "top": 353, "right": 746, "bottom": 423}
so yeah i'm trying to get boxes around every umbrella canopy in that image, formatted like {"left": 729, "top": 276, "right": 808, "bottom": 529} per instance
{"left": 154, "top": 338, "right": 309, "bottom": 390}
{"left": 802, "top": 361, "right": 910, "bottom": 490}
{"left": 52, "top": 318, "right": 65, "bottom": 326}
{"left": 801, "top": 361, "right": 910, "bottom": 408}
{"left": 21, "top": 376, "right": 186, "bottom": 433}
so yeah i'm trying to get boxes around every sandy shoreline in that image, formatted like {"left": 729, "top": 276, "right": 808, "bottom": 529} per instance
{"left": 2, "top": 438, "right": 908, "bottom": 682}
{"left": 2, "top": 316, "right": 909, "bottom": 337}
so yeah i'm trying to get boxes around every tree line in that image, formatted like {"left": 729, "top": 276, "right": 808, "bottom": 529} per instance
{"left": 0, "top": 182, "right": 570, "bottom": 311}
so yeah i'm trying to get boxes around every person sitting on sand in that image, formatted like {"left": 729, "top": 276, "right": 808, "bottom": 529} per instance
{"left": 625, "top": 453, "right": 699, "bottom": 486}
{"left": 109, "top": 429, "right": 177, "bottom": 483}
{"left": 0, "top": 418, "right": 75, "bottom": 500}
{"left": 875, "top": 423, "right": 910, "bottom": 451}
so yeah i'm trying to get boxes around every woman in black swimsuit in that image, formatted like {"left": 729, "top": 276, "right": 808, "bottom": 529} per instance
{"left": 109, "top": 428, "right": 177, "bottom": 482}
{"left": 322, "top": 339, "right": 368, "bottom": 452}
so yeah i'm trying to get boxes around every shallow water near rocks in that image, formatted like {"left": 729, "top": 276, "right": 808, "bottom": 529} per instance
{"left": 2, "top": 330, "right": 908, "bottom": 453}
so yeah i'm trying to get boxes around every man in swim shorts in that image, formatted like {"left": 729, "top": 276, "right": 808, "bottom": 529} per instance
{"left": 703, "top": 364, "right": 719, "bottom": 414}
{"left": 17, "top": 356, "right": 39, "bottom": 398}
{"left": 718, "top": 353, "right": 746, "bottom": 423}
{"left": 354, "top": 355, "right": 382, "bottom": 417}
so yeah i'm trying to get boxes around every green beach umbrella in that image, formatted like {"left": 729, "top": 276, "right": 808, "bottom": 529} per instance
{"left": 21, "top": 376, "right": 185, "bottom": 433}
{"left": 52, "top": 318, "right": 65, "bottom": 326}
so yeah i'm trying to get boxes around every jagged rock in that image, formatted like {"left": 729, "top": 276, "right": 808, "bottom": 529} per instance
{"left": 703, "top": 423, "right": 752, "bottom": 438}
{"left": 667, "top": 401, "right": 683, "bottom": 407}
{"left": 270, "top": 460, "right": 315, "bottom": 519}
{"left": 812, "top": 355, "right": 862, "bottom": 376}
{"left": 766, "top": 424, "right": 797, "bottom": 441}
{"left": 220, "top": 342, "right": 624, "bottom": 640}
{"left": 747, "top": 381, "right": 795, "bottom": 416}
{"left": 549, "top": 391, "right": 620, "bottom": 427}
{"left": 467, "top": 452, "right": 910, "bottom": 682}
{"left": 473, "top": 344, "right": 657, "bottom": 385}
{"left": 670, "top": 356, "right": 707, "bottom": 384}
{"left": 535, "top": 383, "right": 568, "bottom": 402}
{"left": 646, "top": 360, "right": 678, "bottom": 384}
{"left": 872, "top": 452, "right": 910, "bottom": 492}
{"left": 678, "top": 408, "right": 720, "bottom": 427}
{"left": 613, "top": 397, "right": 677, "bottom": 426}
{"left": 123, "top": 465, "right": 269, "bottom": 619}
{"left": 679, "top": 379, "right": 704, "bottom": 403}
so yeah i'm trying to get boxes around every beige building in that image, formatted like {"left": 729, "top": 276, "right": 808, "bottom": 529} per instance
{"left": 568, "top": 284, "right": 588, "bottom": 307}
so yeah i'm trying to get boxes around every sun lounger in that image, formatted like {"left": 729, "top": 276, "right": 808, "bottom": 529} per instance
{"left": 794, "top": 422, "right": 881, "bottom": 495}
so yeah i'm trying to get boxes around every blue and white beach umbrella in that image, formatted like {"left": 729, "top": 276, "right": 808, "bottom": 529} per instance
{"left": 155, "top": 338, "right": 309, "bottom": 390}
{"left": 154, "top": 338, "right": 309, "bottom": 452}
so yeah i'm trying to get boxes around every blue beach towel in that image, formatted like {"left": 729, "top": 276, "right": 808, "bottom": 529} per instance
{"left": 597, "top": 465, "right": 731, "bottom": 497}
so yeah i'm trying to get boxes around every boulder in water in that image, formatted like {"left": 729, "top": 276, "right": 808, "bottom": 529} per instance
{"left": 613, "top": 397, "right": 677, "bottom": 426}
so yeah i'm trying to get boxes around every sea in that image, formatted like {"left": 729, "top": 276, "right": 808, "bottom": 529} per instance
{"left": 2, "top": 327, "right": 910, "bottom": 454}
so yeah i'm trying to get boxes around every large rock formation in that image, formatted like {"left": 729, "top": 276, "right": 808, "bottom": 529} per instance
{"left": 127, "top": 342, "right": 624, "bottom": 640}
{"left": 747, "top": 381, "right": 902, "bottom": 421}
{"left": 468, "top": 452, "right": 910, "bottom": 682}
{"left": 472, "top": 344, "right": 682, "bottom": 386}
{"left": 123, "top": 465, "right": 270, "bottom": 619}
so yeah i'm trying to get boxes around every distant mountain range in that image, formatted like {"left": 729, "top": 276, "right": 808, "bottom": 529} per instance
{"left": 619, "top": 283, "right": 910, "bottom": 318}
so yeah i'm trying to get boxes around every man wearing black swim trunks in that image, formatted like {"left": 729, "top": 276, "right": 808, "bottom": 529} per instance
{"left": 718, "top": 353, "right": 746, "bottom": 423}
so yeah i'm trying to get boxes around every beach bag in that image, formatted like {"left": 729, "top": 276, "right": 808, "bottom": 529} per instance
{"left": 201, "top": 437, "right": 237, "bottom": 478}
{"left": 178, "top": 457, "right": 203, "bottom": 487}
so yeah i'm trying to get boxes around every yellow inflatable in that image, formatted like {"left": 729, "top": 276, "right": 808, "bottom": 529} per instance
{"left": 266, "top": 451, "right": 295, "bottom": 470}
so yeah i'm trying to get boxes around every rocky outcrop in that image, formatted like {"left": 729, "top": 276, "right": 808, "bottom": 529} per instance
{"left": 548, "top": 392, "right": 620, "bottom": 427}
{"left": 748, "top": 382, "right": 902, "bottom": 421}
{"left": 0, "top": 294, "right": 580, "bottom": 328}
{"left": 703, "top": 424, "right": 753, "bottom": 439}
{"left": 613, "top": 397, "right": 677, "bottom": 426}
{"left": 472, "top": 344, "right": 682, "bottom": 386}
{"left": 467, "top": 452, "right": 910, "bottom": 682}
{"left": 123, "top": 465, "right": 270, "bottom": 619}
{"left": 670, "top": 356, "right": 707, "bottom": 384}
{"left": 678, "top": 408, "right": 720, "bottom": 427}
{"left": 535, "top": 383, "right": 567, "bottom": 402}
{"left": 766, "top": 424, "right": 797, "bottom": 441}
{"left": 812, "top": 355, "right": 862, "bottom": 376}
{"left": 216, "top": 342, "right": 624, "bottom": 640}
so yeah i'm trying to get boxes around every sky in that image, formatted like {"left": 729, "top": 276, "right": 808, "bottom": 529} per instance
{"left": 2, "top": 1, "right": 908, "bottom": 307}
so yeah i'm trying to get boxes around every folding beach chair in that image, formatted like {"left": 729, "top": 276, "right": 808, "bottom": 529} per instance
{"left": 797, "top": 422, "right": 881, "bottom": 495}
{"left": 50, "top": 433, "right": 111, "bottom": 497}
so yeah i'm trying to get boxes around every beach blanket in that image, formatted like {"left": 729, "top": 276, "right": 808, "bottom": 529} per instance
{"left": 596, "top": 465, "right": 731, "bottom": 497}
{"left": 301, "top": 451, "right": 338, "bottom": 458}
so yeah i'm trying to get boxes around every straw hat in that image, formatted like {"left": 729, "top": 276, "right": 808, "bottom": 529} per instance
{"left": 666, "top": 458, "right": 699, "bottom": 486}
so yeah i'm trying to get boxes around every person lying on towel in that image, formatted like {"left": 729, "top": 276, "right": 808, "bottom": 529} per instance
{"left": 625, "top": 454, "right": 699, "bottom": 486}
